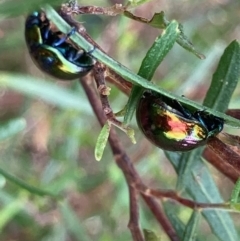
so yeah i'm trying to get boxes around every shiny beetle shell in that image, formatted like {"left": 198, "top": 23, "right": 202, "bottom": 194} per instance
{"left": 25, "top": 11, "right": 95, "bottom": 80}
{"left": 136, "top": 91, "right": 224, "bottom": 151}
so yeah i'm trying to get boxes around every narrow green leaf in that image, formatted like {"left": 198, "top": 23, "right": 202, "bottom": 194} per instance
{"left": 95, "top": 123, "right": 111, "bottom": 161}
{"left": 0, "top": 167, "right": 58, "bottom": 197}
{"left": 183, "top": 210, "right": 200, "bottom": 241}
{"left": 176, "top": 23, "right": 205, "bottom": 59}
{"left": 203, "top": 40, "right": 240, "bottom": 111}
{"left": 174, "top": 150, "right": 238, "bottom": 241}
{"left": 138, "top": 21, "right": 179, "bottom": 79}
{"left": 0, "top": 72, "right": 91, "bottom": 112}
{"left": 0, "top": 118, "right": 26, "bottom": 141}
{"left": 124, "top": 20, "right": 179, "bottom": 124}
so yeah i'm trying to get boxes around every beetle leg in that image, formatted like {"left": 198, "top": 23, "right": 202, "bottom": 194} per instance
{"left": 68, "top": 49, "right": 85, "bottom": 61}
{"left": 171, "top": 99, "right": 193, "bottom": 119}
{"left": 193, "top": 110, "right": 210, "bottom": 130}
{"left": 42, "top": 25, "right": 51, "bottom": 40}
{"left": 193, "top": 110, "right": 224, "bottom": 133}
{"left": 52, "top": 27, "right": 76, "bottom": 47}
{"left": 68, "top": 47, "right": 96, "bottom": 62}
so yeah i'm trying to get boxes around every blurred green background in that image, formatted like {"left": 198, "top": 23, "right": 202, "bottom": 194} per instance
{"left": 0, "top": 0, "right": 239, "bottom": 240}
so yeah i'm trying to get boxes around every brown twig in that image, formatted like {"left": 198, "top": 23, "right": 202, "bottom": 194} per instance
{"left": 207, "top": 137, "right": 240, "bottom": 173}
{"left": 204, "top": 145, "right": 240, "bottom": 183}
{"left": 143, "top": 188, "right": 231, "bottom": 210}
{"left": 80, "top": 75, "right": 180, "bottom": 241}
{"left": 92, "top": 62, "right": 133, "bottom": 135}
{"left": 128, "top": 186, "right": 144, "bottom": 241}
{"left": 61, "top": 1, "right": 126, "bottom": 16}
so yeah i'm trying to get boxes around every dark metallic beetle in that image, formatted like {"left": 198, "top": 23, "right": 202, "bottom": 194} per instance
{"left": 25, "top": 11, "right": 95, "bottom": 80}
{"left": 136, "top": 90, "right": 224, "bottom": 151}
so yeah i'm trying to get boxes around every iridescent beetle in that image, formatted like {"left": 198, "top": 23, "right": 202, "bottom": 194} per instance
{"left": 136, "top": 90, "right": 224, "bottom": 151}
{"left": 25, "top": 11, "right": 95, "bottom": 80}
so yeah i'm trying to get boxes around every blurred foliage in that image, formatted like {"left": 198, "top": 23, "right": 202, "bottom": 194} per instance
{"left": 0, "top": 0, "right": 239, "bottom": 241}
